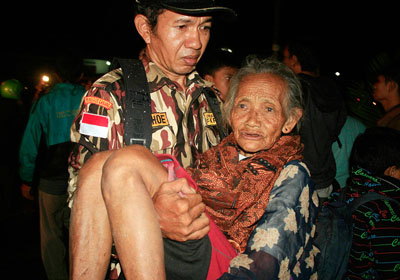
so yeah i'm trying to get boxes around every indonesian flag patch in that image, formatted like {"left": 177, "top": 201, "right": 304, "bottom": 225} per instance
{"left": 79, "top": 112, "right": 109, "bottom": 138}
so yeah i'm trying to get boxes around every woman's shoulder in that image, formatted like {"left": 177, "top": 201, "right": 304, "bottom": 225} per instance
{"left": 274, "top": 160, "right": 312, "bottom": 188}
{"left": 271, "top": 160, "right": 318, "bottom": 207}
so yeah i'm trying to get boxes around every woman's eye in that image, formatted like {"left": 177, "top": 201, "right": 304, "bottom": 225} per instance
{"left": 266, "top": 107, "right": 273, "bottom": 112}
{"left": 239, "top": 103, "right": 247, "bottom": 109}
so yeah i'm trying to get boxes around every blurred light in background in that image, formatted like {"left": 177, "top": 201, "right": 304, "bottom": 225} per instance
{"left": 83, "top": 59, "right": 111, "bottom": 74}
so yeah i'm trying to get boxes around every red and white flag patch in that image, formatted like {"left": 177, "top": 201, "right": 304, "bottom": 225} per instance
{"left": 79, "top": 112, "right": 109, "bottom": 138}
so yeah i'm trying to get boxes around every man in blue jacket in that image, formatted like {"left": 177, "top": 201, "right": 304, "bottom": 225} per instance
{"left": 19, "top": 54, "right": 86, "bottom": 280}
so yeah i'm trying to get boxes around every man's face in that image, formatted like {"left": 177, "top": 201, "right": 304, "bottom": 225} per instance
{"left": 372, "top": 74, "right": 390, "bottom": 102}
{"left": 207, "top": 66, "right": 238, "bottom": 101}
{"left": 147, "top": 10, "right": 212, "bottom": 81}
{"left": 282, "top": 47, "right": 295, "bottom": 72}
{"left": 282, "top": 46, "right": 302, "bottom": 74}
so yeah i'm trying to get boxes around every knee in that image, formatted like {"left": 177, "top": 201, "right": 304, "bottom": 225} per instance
{"left": 76, "top": 151, "right": 115, "bottom": 198}
{"left": 101, "top": 145, "right": 150, "bottom": 195}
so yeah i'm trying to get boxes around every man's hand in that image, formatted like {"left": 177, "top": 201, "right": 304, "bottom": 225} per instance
{"left": 20, "top": 183, "right": 34, "bottom": 200}
{"left": 153, "top": 178, "right": 210, "bottom": 242}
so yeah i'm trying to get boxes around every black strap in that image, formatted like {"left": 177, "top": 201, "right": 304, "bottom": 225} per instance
{"left": 349, "top": 192, "right": 400, "bottom": 213}
{"left": 111, "top": 58, "right": 227, "bottom": 149}
{"left": 112, "top": 58, "right": 152, "bottom": 148}
{"left": 203, "top": 87, "right": 227, "bottom": 139}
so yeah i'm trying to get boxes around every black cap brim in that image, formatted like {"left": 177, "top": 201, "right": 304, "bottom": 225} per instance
{"left": 160, "top": 4, "right": 237, "bottom": 22}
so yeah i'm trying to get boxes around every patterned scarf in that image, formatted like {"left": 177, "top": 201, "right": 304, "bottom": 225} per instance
{"left": 187, "top": 133, "right": 303, "bottom": 253}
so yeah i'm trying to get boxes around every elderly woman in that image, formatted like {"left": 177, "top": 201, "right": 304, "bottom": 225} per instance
{"left": 73, "top": 57, "right": 319, "bottom": 279}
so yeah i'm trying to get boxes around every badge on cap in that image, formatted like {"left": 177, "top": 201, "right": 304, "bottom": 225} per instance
{"left": 79, "top": 112, "right": 110, "bottom": 138}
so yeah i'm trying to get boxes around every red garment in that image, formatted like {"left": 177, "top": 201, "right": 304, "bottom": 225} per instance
{"left": 156, "top": 154, "right": 238, "bottom": 280}
{"left": 188, "top": 133, "right": 303, "bottom": 252}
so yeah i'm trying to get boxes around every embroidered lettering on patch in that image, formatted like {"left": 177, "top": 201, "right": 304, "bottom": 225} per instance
{"left": 152, "top": 113, "right": 169, "bottom": 127}
{"left": 84, "top": 96, "right": 113, "bottom": 110}
{"left": 204, "top": 112, "right": 216, "bottom": 126}
{"left": 79, "top": 112, "right": 109, "bottom": 138}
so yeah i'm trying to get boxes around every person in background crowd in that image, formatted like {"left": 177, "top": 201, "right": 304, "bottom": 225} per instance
{"left": 372, "top": 61, "right": 400, "bottom": 130}
{"left": 329, "top": 126, "right": 400, "bottom": 279}
{"left": 19, "top": 54, "right": 86, "bottom": 280}
{"left": 68, "top": 0, "right": 237, "bottom": 279}
{"left": 282, "top": 40, "right": 347, "bottom": 200}
{"left": 332, "top": 115, "right": 366, "bottom": 188}
{"left": 197, "top": 47, "right": 241, "bottom": 101}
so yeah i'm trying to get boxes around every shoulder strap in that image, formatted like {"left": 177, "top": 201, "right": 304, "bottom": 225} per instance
{"left": 111, "top": 58, "right": 152, "bottom": 148}
{"left": 202, "top": 87, "right": 227, "bottom": 140}
{"left": 349, "top": 192, "right": 400, "bottom": 213}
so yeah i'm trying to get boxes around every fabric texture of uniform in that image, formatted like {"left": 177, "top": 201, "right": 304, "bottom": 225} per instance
{"left": 67, "top": 54, "right": 222, "bottom": 206}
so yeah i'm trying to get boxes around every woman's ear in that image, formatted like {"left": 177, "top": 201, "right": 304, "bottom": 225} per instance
{"left": 134, "top": 14, "right": 152, "bottom": 44}
{"left": 282, "top": 108, "right": 303, "bottom": 134}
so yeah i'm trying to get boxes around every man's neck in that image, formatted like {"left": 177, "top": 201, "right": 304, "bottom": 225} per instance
{"left": 145, "top": 47, "right": 188, "bottom": 91}
{"left": 381, "top": 96, "right": 400, "bottom": 112}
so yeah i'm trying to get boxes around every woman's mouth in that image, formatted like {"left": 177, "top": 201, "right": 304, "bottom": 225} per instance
{"left": 241, "top": 132, "right": 262, "bottom": 139}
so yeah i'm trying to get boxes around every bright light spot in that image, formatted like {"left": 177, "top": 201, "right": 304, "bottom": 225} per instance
{"left": 220, "top": 47, "right": 233, "bottom": 53}
{"left": 335, "top": 72, "right": 340, "bottom": 76}
{"left": 372, "top": 102, "right": 377, "bottom": 106}
{"left": 356, "top": 98, "right": 361, "bottom": 102}
{"left": 106, "top": 61, "right": 111, "bottom": 66}
{"left": 42, "top": 75, "right": 50, "bottom": 82}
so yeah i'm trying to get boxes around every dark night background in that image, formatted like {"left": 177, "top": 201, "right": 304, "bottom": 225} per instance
{"left": 0, "top": 1, "right": 399, "bottom": 278}
{"left": 2, "top": 1, "right": 399, "bottom": 82}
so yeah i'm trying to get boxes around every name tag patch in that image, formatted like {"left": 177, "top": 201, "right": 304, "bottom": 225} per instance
{"left": 152, "top": 112, "right": 169, "bottom": 127}
{"left": 79, "top": 112, "right": 109, "bottom": 138}
{"left": 84, "top": 96, "right": 113, "bottom": 110}
{"left": 204, "top": 112, "right": 216, "bottom": 126}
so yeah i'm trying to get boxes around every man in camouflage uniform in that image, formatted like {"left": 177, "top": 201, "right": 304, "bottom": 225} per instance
{"left": 68, "top": 0, "right": 236, "bottom": 278}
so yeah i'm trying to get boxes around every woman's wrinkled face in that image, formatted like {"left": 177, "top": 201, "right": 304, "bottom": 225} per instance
{"left": 230, "top": 73, "right": 292, "bottom": 156}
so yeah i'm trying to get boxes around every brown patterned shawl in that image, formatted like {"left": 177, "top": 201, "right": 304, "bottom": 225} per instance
{"left": 187, "top": 133, "right": 303, "bottom": 253}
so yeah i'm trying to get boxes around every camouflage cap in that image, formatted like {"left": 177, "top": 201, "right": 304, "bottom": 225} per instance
{"left": 136, "top": 0, "right": 237, "bottom": 21}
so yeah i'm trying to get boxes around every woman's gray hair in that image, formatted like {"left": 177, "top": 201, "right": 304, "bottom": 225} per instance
{"left": 223, "top": 55, "right": 304, "bottom": 131}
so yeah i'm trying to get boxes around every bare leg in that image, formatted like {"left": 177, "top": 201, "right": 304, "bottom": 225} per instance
{"left": 69, "top": 150, "right": 115, "bottom": 280}
{"left": 101, "top": 145, "right": 168, "bottom": 280}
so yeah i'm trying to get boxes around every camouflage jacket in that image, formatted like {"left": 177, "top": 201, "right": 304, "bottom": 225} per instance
{"left": 67, "top": 56, "right": 222, "bottom": 206}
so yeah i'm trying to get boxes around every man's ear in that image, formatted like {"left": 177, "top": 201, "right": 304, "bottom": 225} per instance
{"left": 387, "top": 80, "right": 399, "bottom": 93}
{"left": 204, "top": 74, "right": 214, "bottom": 83}
{"left": 134, "top": 14, "right": 152, "bottom": 44}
